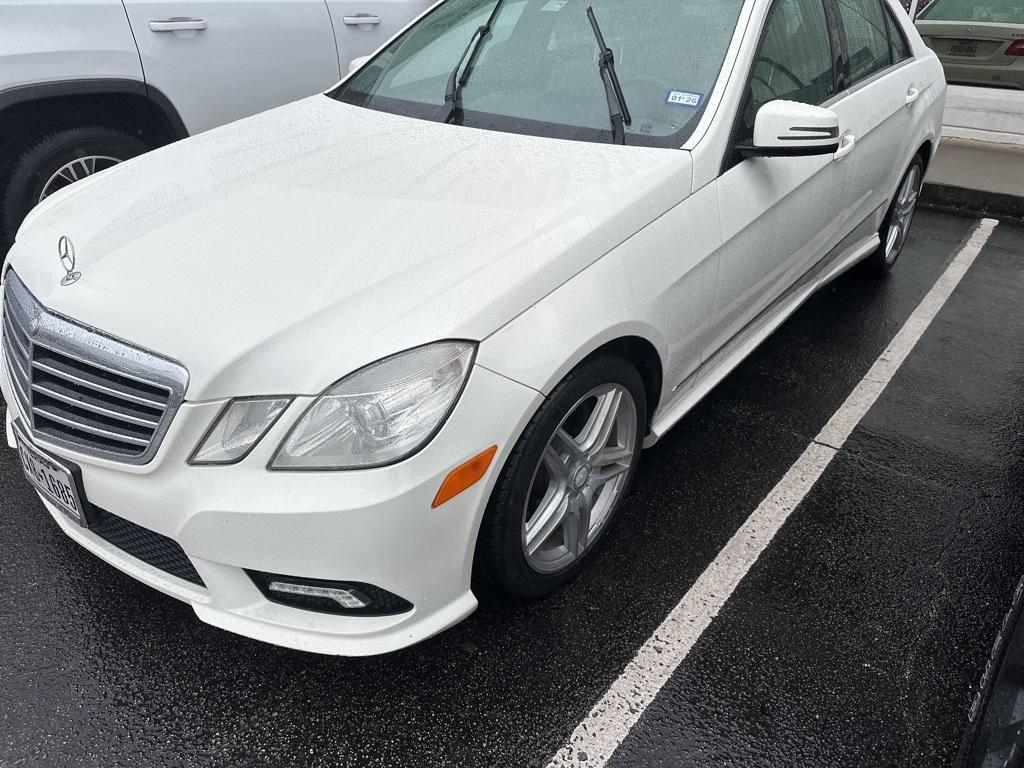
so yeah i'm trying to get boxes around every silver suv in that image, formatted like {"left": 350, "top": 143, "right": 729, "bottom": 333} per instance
{"left": 0, "top": 0, "right": 429, "bottom": 252}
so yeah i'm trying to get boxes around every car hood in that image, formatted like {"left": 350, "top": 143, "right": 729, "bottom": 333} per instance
{"left": 7, "top": 96, "right": 692, "bottom": 400}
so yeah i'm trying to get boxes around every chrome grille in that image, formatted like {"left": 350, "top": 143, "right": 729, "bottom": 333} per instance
{"left": 1, "top": 271, "right": 187, "bottom": 464}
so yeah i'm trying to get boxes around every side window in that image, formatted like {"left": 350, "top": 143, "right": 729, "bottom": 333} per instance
{"left": 836, "top": 0, "right": 894, "bottom": 83}
{"left": 884, "top": 4, "right": 912, "bottom": 62}
{"left": 736, "top": 0, "right": 835, "bottom": 146}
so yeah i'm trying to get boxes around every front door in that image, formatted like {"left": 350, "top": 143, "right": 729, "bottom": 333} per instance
{"left": 706, "top": 0, "right": 853, "bottom": 357}
{"left": 124, "top": 0, "right": 342, "bottom": 135}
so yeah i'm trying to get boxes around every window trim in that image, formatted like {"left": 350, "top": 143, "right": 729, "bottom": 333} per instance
{"left": 823, "top": 54, "right": 911, "bottom": 104}
{"left": 882, "top": 1, "right": 913, "bottom": 63}
{"left": 829, "top": 0, "right": 907, "bottom": 88}
{"left": 826, "top": 0, "right": 853, "bottom": 90}
{"left": 821, "top": 0, "right": 916, "bottom": 103}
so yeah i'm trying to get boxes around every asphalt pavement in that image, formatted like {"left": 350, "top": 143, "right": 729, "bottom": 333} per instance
{"left": 1, "top": 210, "right": 1022, "bottom": 768}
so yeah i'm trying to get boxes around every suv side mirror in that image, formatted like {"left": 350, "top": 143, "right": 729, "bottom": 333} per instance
{"left": 740, "top": 100, "right": 840, "bottom": 157}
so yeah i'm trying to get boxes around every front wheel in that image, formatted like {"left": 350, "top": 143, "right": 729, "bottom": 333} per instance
{"left": 476, "top": 356, "right": 647, "bottom": 598}
{"left": 865, "top": 155, "right": 924, "bottom": 276}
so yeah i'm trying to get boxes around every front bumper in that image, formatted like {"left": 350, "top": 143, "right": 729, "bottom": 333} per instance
{"left": 1, "top": 363, "right": 541, "bottom": 656}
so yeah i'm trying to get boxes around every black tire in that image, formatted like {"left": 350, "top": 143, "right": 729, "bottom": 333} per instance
{"left": 864, "top": 154, "right": 925, "bottom": 277}
{"left": 476, "top": 355, "right": 647, "bottom": 598}
{"left": 1, "top": 126, "right": 149, "bottom": 248}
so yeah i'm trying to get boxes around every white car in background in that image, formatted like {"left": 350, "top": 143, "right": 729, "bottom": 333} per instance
{"left": 0, "top": 0, "right": 432, "bottom": 251}
{"left": 1, "top": 0, "right": 944, "bottom": 655}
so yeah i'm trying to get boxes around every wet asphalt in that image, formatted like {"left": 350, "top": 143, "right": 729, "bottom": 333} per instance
{"left": 0, "top": 210, "right": 1021, "bottom": 768}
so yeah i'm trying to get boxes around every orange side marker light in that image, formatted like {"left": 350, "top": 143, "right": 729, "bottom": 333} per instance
{"left": 432, "top": 445, "right": 499, "bottom": 509}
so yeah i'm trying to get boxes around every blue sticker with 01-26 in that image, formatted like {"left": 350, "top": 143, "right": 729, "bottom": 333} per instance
{"left": 665, "top": 90, "right": 703, "bottom": 108}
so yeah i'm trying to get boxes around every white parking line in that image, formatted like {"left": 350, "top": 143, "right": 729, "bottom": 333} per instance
{"left": 546, "top": 218, "right": 1000, "bottom": 768}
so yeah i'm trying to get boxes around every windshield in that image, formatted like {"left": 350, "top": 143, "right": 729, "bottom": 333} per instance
{"left": 331, "top": 0, "right": 745, "bottom": 148}
{"left": 918, "top": 0, "right": 1024, "bottom": 22}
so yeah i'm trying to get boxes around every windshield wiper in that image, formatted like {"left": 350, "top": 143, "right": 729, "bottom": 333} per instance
{"left": 586, "top": 6, "right": 631, "bottom": 145}
{"left": 439, "top": 0, "right": 508, "bottom": 124}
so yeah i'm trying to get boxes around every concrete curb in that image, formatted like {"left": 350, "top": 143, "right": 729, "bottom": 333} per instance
{"left": 923, "top": 86, "right": 1024, "bottom": 221}
{"left": 921, "top": 183, "right": 1024, "bottom": 224}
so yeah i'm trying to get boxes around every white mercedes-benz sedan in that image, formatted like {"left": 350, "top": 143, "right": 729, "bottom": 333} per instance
{"left": 0, "top": 0, "right": 943, "bottom": 655}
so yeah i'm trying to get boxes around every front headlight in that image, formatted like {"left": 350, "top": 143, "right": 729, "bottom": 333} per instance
{"left": 271, "top": 341, "right": 476, "bottom": 470}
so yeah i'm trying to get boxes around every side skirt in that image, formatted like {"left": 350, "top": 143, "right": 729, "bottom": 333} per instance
{"left": 645, "top": 229, "right": 881, "bottom": 447}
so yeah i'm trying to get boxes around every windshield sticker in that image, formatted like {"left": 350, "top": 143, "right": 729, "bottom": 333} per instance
{"left": 541, "top": 0, "right": 569, "bottom": 10}
{"left": 666, "top": 91, "right": 703, "bottom": 108}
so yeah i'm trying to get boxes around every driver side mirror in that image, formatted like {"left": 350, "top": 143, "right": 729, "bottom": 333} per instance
{"left": 739, "top": 100, "right": 840, "bottom": 158}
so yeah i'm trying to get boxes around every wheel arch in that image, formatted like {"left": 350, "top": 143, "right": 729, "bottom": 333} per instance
{"left": 479, "top": 322, "right": 668, "bottom": 433}
{"left": 0, "top": 79, "right": 188, "bottom": 161}
{"left": 916, "top": 138, "right": 935, "bottom": 175}
{"left": 0, "top": 79, "right": 189, "bottom": 245}
{"left": 573, "top": 336, "right": 664, "bottom": 423}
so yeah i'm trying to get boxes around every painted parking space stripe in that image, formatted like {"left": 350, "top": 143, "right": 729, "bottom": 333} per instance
{"left": 546, "top": 218, "right": 1000, "bottom": 768}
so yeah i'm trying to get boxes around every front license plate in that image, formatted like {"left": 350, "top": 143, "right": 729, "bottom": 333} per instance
{"left": 949, "top": 39, "right": 980, "bottom": 56}
{"left": 15, "top": 427, "right": 87, "bottom": 526}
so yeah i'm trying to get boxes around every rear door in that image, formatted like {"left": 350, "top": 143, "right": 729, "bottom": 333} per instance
{"left": 123, "top": 0, "right": 341, "bottom": 135}
{"left": 325, "top": 0, "right": 431, "bottom": 72}
{"left": 827, "top": 0, "right": 921, "bottom": 235}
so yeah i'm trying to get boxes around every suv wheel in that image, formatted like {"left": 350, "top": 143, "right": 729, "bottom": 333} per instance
{"left": 476, "top": 356, "right": 647, "bottom": 598}
{"left": 1, "top": 126, "right": 149, "bottom": 246}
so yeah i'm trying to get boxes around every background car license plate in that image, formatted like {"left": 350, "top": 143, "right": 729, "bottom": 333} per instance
{"left": 16, "top": 432, "right": 86, "bottom": 525}
{"left": 949, "top": 39, "right": 980, "bottom": 57}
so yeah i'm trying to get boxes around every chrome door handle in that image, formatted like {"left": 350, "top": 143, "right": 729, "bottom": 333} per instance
{"left": 343, "top": 14, "right": 382, "bottom": 25}
{"left": 833, "top": 133, "right": 856, "bottom": 161}
{"left": 906, "top": 86, "right": 921, "bottom": 106}
{"left": 149, "top": 18, "right": 207, "bottom": 31}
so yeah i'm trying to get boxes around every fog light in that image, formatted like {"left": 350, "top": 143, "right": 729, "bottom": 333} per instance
{"left": 246, "top": 571, "right": 414, "bottom": 616}
{"left": 268, "top": 581, "right": 368, "bottom": 609}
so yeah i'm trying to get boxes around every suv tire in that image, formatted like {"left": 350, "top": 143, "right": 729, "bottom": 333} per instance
{"left": 1, "top": 126, "right": 149, "bottom": 249}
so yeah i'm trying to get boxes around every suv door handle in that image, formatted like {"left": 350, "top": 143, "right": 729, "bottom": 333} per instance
{"left": 149, "top": 18, "right": 207, "bottom": 32}
{"left": 906, "top": 86, "right": 921, "bottom": 106}
{"left": 343, "top": 14, "right": 382, "bottom": 25}
{"left": 833, "top": 133, "right": 856, "bottom": 161}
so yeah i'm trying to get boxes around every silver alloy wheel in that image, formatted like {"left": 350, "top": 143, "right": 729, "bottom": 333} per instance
{"left": 522, "top": 383, "right": 638, "bottom": 574}
{"left": 39, "top": 155, "right": 122, "bottom": 202}
{"left": 884, "top": 164, "right": 922, "bottom": 265}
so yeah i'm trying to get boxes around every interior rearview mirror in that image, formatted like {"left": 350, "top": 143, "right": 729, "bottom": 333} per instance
{"left": 740, "top": 100, "right": 840, "bottom": 158}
